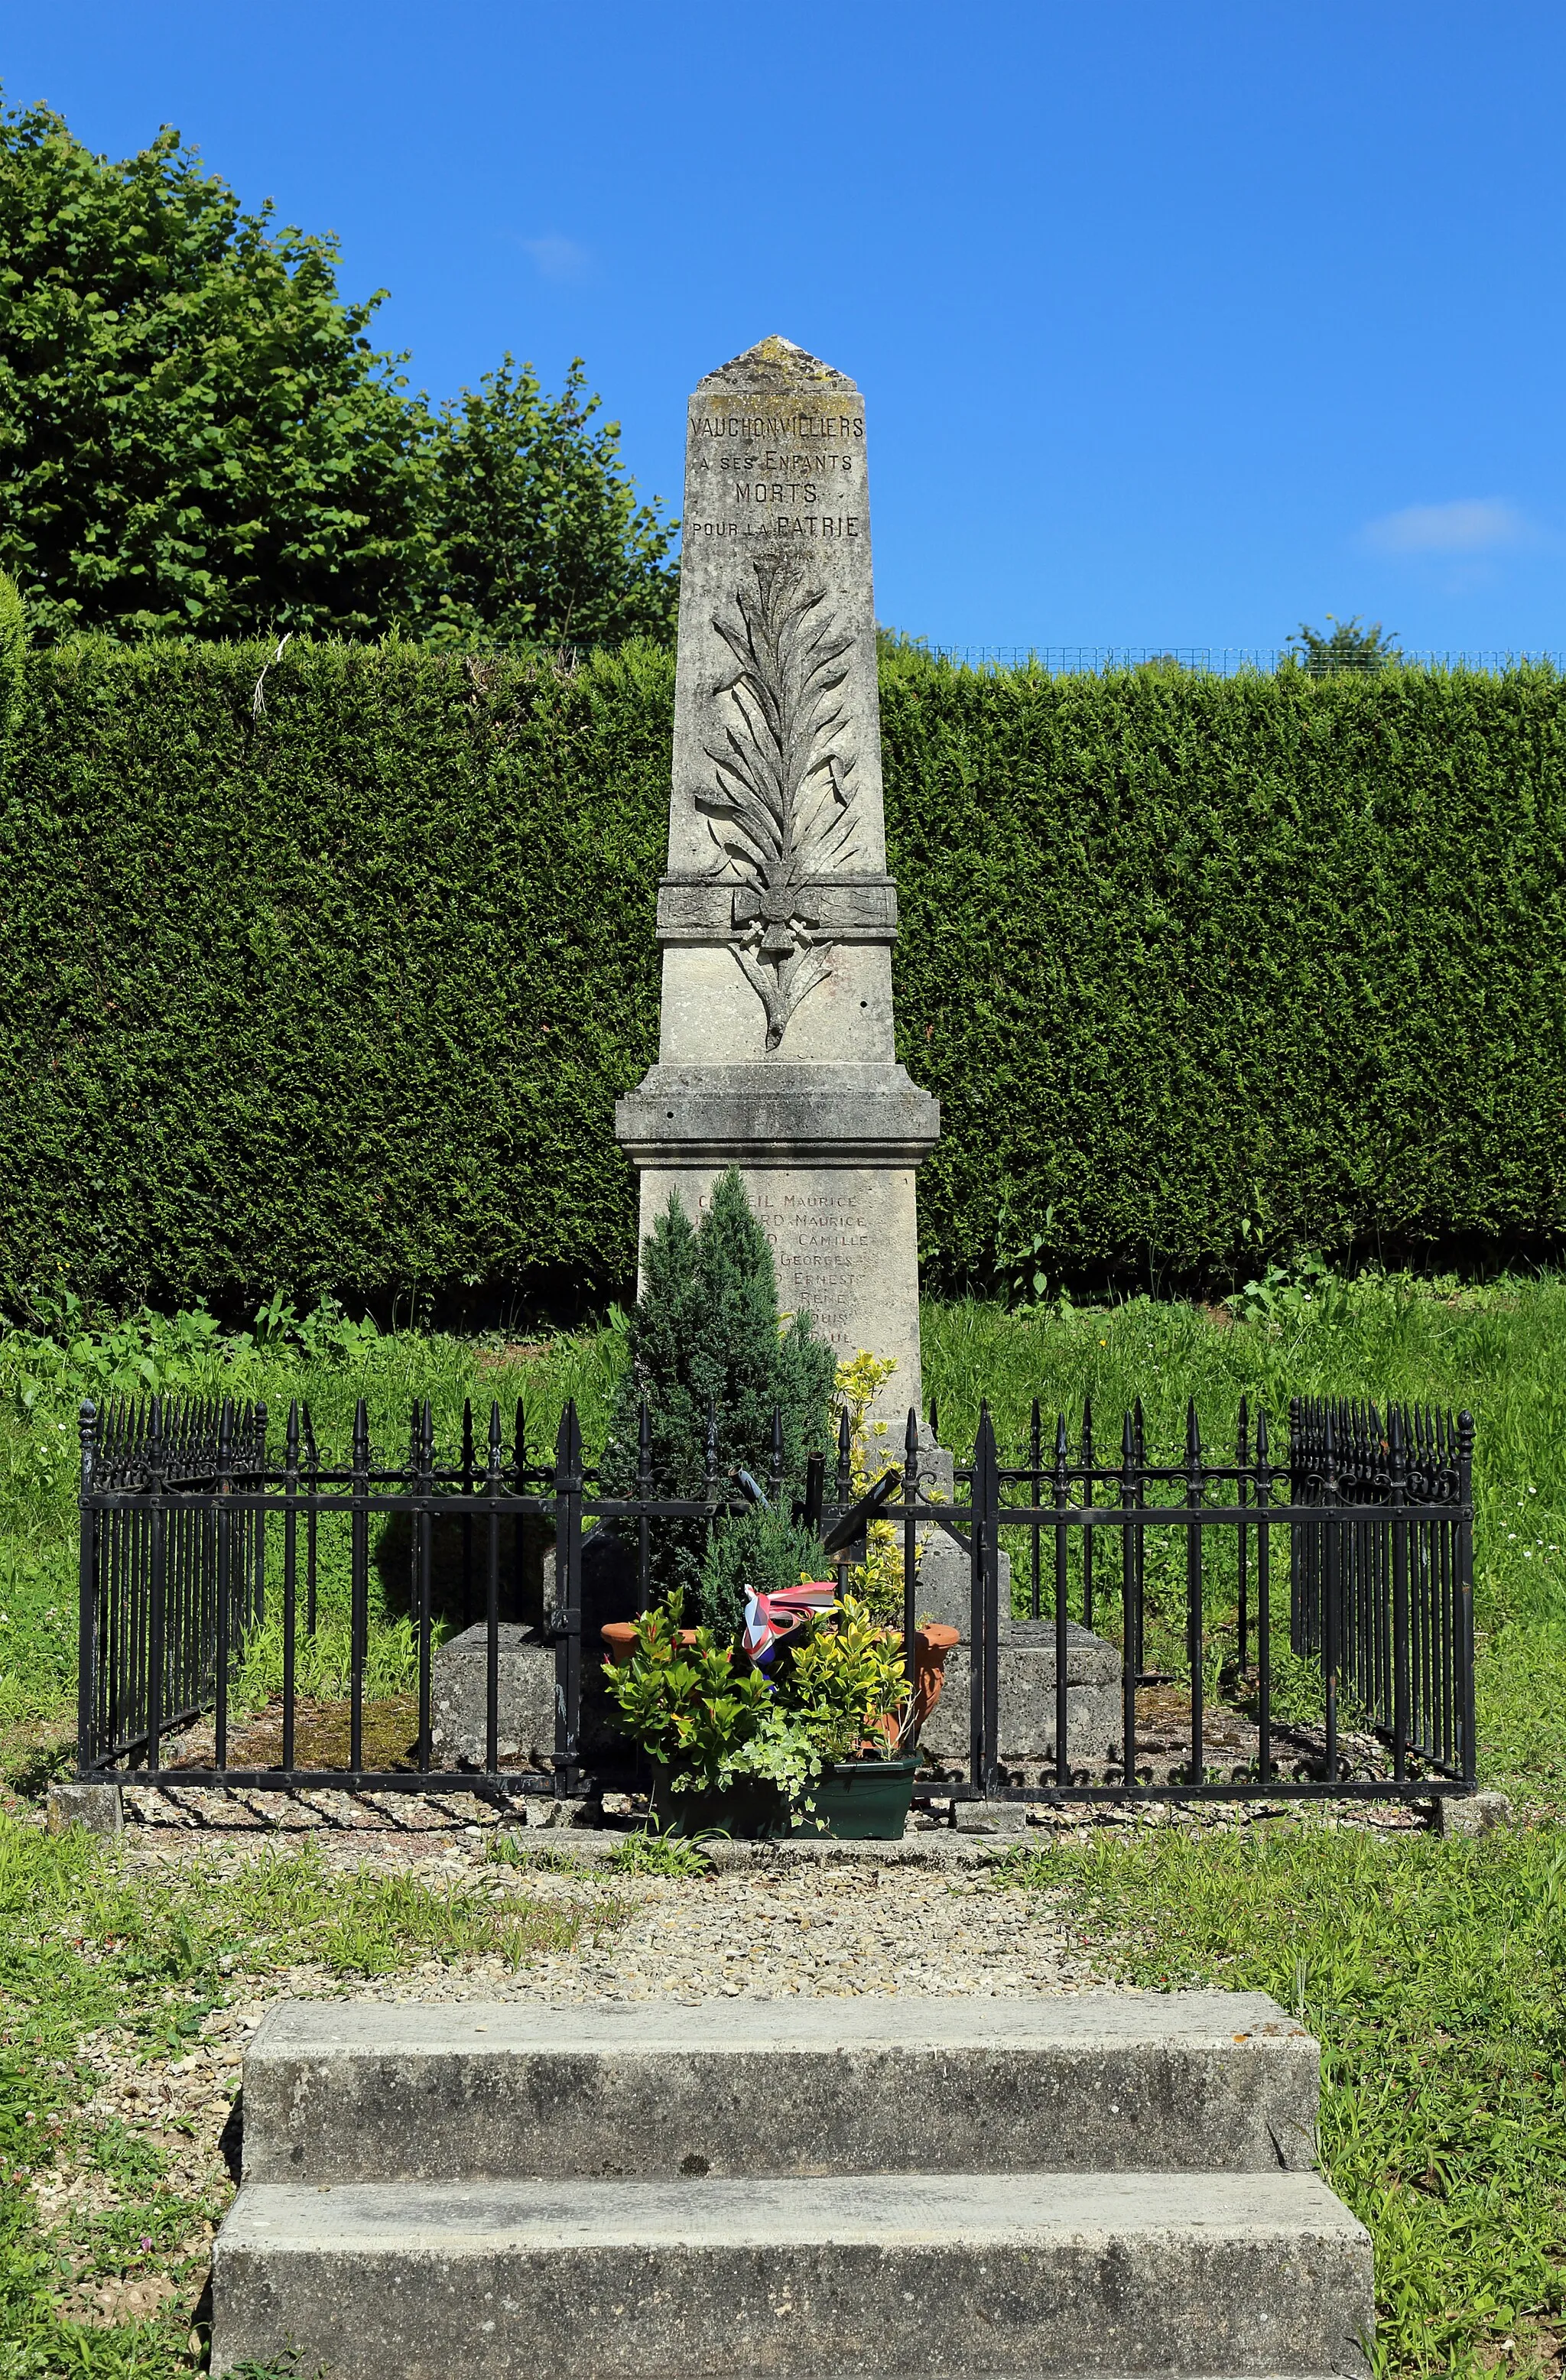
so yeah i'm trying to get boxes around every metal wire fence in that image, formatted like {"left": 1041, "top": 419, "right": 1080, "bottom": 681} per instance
{"left": 913, "top": 645, "right": 1565, "bottom": 676}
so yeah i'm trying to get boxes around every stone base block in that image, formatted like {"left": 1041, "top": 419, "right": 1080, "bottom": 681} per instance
{"left": 46, "top": 1781, "right": 123, "bottom": 1836}
{"left": 1434, "top": 1789, "right": 1512, "bottom": 1837}
{"left": 431, "top": 1624, "right": 554, "bottom": 1771}
{"left": 431, "top": 1521, "right": 639, "bottom": 1773}
{"left": 921, "top": 1621, "right": 1124, "bottom": 1769}
{"left": 431, "top": 1629, "right": 628, "bottom": 1770}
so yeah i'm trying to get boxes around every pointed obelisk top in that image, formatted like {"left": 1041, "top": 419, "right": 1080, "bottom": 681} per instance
{"left": 697, "top": 335, "right": 858, "bottom": 393}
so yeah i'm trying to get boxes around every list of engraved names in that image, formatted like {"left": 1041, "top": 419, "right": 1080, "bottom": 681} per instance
{"left": 698, "top": 1183, "right": 864, "bottom": 1346}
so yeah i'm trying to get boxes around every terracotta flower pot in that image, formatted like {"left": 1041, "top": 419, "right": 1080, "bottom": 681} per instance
{"left": 599, "top": 1622, "right": 703, "bottom": 1666}
{"left": 911, "top": 1622, "right": 960, "bottom": 1729}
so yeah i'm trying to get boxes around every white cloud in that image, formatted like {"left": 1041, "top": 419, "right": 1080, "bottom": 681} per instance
{"left": 517, "top": 234, "right": 591, "bottom": 283}
{"left": 1360, "top": 498, "right": 1532, "bottom": 557}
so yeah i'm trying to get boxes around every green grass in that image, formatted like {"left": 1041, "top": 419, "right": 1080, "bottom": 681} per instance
{"left": 0, "top": 1815, "right": 597, "bottom": 2375}
{"left": 1004, "top": 1825, "right": 1566, "bottom": 2379}
{"left": 3, "top": 1274, "right": 1565, "bottom": 2375}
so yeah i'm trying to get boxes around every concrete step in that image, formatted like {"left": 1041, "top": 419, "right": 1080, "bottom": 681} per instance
{"left": 211, "top": 2167, "right": 1373, "bottom": 2380}
{"left": 240, "top": 1989, "right": 1317, "bottom": 2184}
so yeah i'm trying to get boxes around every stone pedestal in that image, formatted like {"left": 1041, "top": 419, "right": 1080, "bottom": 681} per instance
{"left": 915, "top": 1527, "right": 1122, "bottom": 1769}
{"left": 615, "top": 337, "right": 937, "bottom": 1420}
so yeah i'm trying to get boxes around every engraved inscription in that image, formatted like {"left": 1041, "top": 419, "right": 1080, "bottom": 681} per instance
{"left": 699, "top": 1185, "right": 866, "bottom": 1346}
{"left": 695, "top": 412, "right": 866, "bottom": 442}
{"left": 684, "top": 515, "right": 860, "bottom": 541}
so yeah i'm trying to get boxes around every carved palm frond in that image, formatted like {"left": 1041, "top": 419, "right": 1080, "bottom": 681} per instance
{"left": 697, "top": 556, "right": 859, "bottom": 888}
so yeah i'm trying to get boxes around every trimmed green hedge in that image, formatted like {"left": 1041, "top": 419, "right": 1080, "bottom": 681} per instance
{"left": 882, "top": 651, "right": 1566, "bottom": 1287}
{"left": 0, "top": 636, "right": 1561, "bottom": 1310}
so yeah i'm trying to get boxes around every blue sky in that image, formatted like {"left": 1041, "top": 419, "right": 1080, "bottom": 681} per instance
{"left": 8, "top": 2, "right": 1564, "bottom": 656}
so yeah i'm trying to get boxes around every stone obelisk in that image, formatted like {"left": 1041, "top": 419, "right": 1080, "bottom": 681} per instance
{"left": 616, "top": 337, "right": 939, "bottom": 1411}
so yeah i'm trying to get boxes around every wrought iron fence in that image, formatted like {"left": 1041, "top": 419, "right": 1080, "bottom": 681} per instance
{"left": 76, "top": 1385, "right": 1476, "bottom": 1806}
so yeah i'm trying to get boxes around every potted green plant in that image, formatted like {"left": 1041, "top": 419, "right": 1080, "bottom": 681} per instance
{"left": 603, "top": 1592, "right": 953, "bottom": 1840}
{"left": 776, "top": 1596, "right": 921, "bottom": 1839}
{"left": 599, "top": 1594, "right": 821, "bottom": 1837}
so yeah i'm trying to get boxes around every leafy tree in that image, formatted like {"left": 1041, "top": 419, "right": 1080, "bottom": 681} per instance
{"left": 599, "top": 1171, "right": 837, "bottom": 1622}
{"left": 0, "top": 99, "right": 677, "bottom": 645}
{"left": 1286, "top": 615, "right": 1401, "bottom": 674}
{"left": 422, "top": 359, "right": 678, "bottom": 648}
{"left": 0, "top": 102, "right": 425, "bottom": 641}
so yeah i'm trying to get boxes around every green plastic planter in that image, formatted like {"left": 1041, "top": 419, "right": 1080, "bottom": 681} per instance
{"left": 794, "top": 1755, "right": 920, "bottom": 1840}
{"left": 648, "top": 1765, "right": 788, "bottom": 1839}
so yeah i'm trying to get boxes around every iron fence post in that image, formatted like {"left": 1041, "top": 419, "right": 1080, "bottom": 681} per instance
{"left": 349, "top": 1398, "right": 369, "bottom": 1774}
{"left": 902, "top": 1408, "right": 919, "bottom": 1693}
{"left": 252, "top": 1400, "right": 268, "bottom": 1631}
{"left": 1321, "top": 1406, "right": 1340, "bottom": 1784}
{"left": 209, "top": 1398, "right": 227, "bottom": 1772}
{"left": 1236, "top": 1395, "right": 1249, "bottom": 1674}
{"left": 636, "top": 1399, "right": 653, "bottom": 1613}
{"left": 1255, "top": 1407, "right": 1272, "bottom": 1783}
{"left": 1389, "top": 1405, "right": 1409, "bottom": 1782}
{"left": 969, "top": 1411, "right": 986, "bottom": 1791}
{"left": 1132, "top": 1397, "right": 1147, "bottom": 1674}
{"left": 1185, "top": 1402, "right": 1204, "bottom": 1789}
{"left": 1029, "top": 1398, "right": 1041, "bottom": 1620}
{"left": 484, "top": 1402, "right": 502, "bottom": 1775}
{"left": 1081, "top": 1395, "right": 1096, "bottom": 1630}
{"left": 303, "top": 1408, "right": 319, "bottom": 1637}
{"left": 1447, "top": 1408, "right": 1466, "bottom": 1789}
{"left": 974, "top": 1407, "right": 1001, "bottom": 1796}
{"left": 282, "top": 1401, "right": 299, "bottom": 1774}
{"left": 553, "top": 1401, "right": 583, "bottom": 1798}
{"left": 460, "top": 1397, "right": 476, "bottom": 1632}
{"left": 417, "top": 1399, "right": 434, "bottom": 1775}
{"left": 1053, "top": 1414, "right": 1070, "bottom": 1792}
{"left": 1119, "top": 1411, "right": 1137, "bottom": 1791}
{"left": 76, "top": 1400, "right": 98, "bottom": 1777}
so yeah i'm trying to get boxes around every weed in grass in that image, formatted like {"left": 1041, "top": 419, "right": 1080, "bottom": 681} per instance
{"left": 83, "top": 2122, "right": 168, "bottom": 2190}
{"left": 486, "top": 1831, "right": 586, "bottom": 1874}
{"left": 1005, "top": 1825, "right": 1566, "bottom": 2379}
{"left": 599, "top": 1829, "right": 713, "bottom": 1878}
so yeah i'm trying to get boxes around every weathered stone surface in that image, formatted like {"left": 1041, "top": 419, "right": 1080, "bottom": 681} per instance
{"left": 614, "top": 337, "right": 937, "bottom": 1415}
{"left": 213, "top": 2167, "right": 1373, "bottom": 2380}
{"left": 431, "top": 1521, "right": 638, "bottom": 1770}
{"left": 430, "top": 1625, "right": 634, "bottom": 1771}
{"left": 921, "top": 1627, "right": 1124, "bottom": 1768}
{"left": 430, "top": 1624, "right": 553, "bottom": 1770}
{"left": 1434, "top": 1788, "right": 1512, "bottom": 1837}
{"left": 45, "top": 1781, "right": 122, "bottom": 1836}
{"left": 240, "top": 1991, "right": 1319, "bottom": 2185}
{"left": 911, "top": 1528, "right": 1123, "bottom": 1767}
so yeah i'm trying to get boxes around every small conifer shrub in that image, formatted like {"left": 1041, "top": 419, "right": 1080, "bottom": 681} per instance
{"left": 598, "top": 1168, "right": 837, "bottom": 1622}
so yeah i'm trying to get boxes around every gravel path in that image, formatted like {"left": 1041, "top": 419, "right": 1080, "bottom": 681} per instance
{"left": 31, "top": 1787, "right": 1430, "bottom": 2336}
{"left": 37, "top": 1823, "right": 1099, "bottom": 2328}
